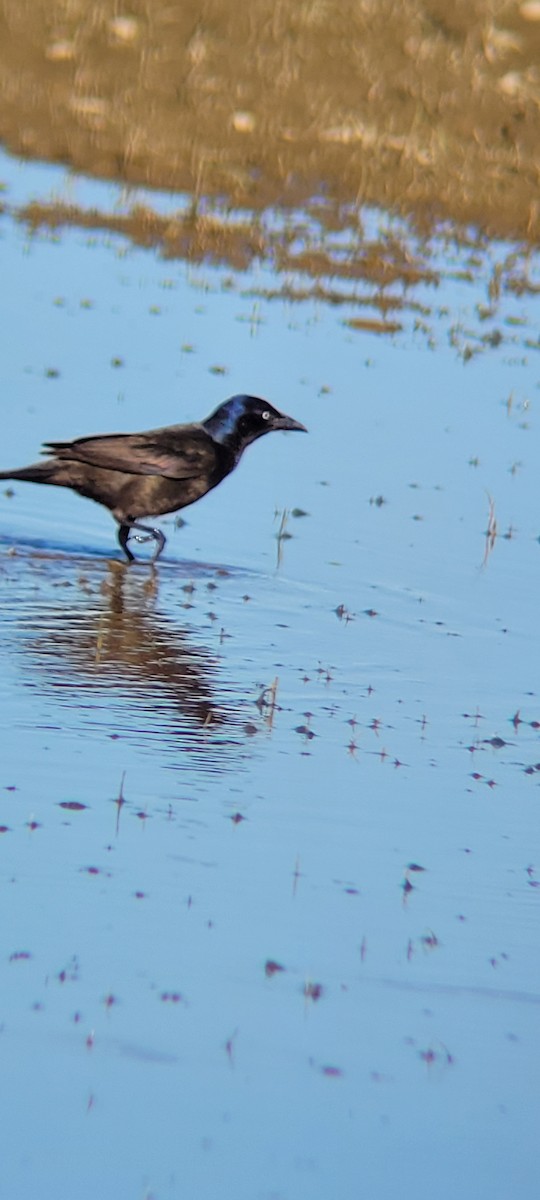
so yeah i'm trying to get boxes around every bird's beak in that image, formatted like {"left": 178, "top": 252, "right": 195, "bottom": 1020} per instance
{"left": 274, "top": 413, "right": 308, "bottom": 433}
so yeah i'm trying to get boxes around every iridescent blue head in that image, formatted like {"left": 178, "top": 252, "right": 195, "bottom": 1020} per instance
{"left": 202, "top": 394, "right": 307, "bottom": 459}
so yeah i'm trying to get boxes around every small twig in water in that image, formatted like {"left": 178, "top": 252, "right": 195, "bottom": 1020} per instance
{"left": 482, "top": 492, "right": 497, "bottom": 567}
{"left": 275, "top": 508, "right": 292, "bottom": 567}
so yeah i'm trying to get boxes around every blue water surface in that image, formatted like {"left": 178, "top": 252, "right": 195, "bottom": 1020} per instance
{"left": 0, "top": 148, "right": 539, "bottom": 1200}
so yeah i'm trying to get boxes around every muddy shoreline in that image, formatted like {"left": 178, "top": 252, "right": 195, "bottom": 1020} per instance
{"left": 1, "top": 0, "right": 539, "bottom": 245}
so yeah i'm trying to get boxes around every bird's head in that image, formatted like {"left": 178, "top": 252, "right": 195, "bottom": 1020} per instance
{"left": 202, "top": 395, "right": 307, "bottom": 458}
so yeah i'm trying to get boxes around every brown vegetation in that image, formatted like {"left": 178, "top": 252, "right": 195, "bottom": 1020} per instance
{"left": 0, "top": 0, "right": 539, "bottom": 243}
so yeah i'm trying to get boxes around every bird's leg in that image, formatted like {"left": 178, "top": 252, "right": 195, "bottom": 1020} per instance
{"left": 117, "top": 521, "right": 166, "bottom": 563}
{"left": 117, "top": 523, "right": 135, "bottom": 562}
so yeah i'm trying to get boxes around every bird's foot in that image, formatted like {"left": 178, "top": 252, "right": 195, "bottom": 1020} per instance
{"left": 117, "top": 521, "right": 166, "bottom": 563}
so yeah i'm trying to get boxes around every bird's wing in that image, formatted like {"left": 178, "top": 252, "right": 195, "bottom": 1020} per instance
{"left": 43, "top": 426, "right": 218, "bottom": 480}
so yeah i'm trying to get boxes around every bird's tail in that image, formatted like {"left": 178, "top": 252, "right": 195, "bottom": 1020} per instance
{"left": 0, "top": 460, "right": 65, "bottom": 484}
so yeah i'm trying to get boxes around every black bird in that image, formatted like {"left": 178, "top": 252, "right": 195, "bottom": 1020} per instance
{"left": 0, "top": 394, "right": 307, "bottom": 562}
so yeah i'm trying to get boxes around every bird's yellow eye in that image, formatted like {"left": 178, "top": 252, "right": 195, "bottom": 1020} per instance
{"left": 262, "top": 410, "right": 270, "bottom": 420}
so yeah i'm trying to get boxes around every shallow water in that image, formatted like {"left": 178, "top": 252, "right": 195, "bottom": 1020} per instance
{"left": 1, "top": 150, "right": 539, "bottom": 1200}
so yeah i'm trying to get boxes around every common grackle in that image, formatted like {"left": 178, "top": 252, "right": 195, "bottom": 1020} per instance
{"left": 0, "top": 394, "right": 307, "bottom": 561}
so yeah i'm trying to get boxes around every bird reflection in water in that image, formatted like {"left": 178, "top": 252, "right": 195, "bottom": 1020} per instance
{"left": 22, "top": 560, "right": 249, "bottom": 765}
